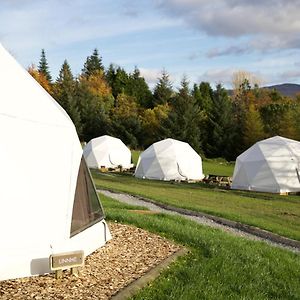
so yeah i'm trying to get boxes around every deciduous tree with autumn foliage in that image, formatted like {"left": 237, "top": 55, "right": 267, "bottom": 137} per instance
{"left": 27, "top": 49, "right": 300, "bottom": 162}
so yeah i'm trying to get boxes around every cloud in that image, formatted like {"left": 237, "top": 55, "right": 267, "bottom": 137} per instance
{"left": 277, "top": 69, "right": 300, "bottom": 82}
{"left": 197, "top": 68, "right": 236, "bottom": 86}
{"left": 206, "top": 45, "right": 251, "bottom": 58}
{"left": 139, "top": 68, "right": 163, "bottom": 89}
{"left": 0, "top": 0, "right": 177, "bottom": 52}
{"left": 157, "top": 0, "right": 300, "bottom": 52}
{"left": 197, "top": 68, "right": 265, "bottom": 87}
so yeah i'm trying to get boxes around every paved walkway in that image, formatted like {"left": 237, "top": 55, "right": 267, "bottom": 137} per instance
{"left": 99, "top": 189, "right": 300, "bottom": 253}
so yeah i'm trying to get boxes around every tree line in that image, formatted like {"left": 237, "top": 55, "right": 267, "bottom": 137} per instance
{"left": 28, "top": 49, "right": 300, "bottom": 161}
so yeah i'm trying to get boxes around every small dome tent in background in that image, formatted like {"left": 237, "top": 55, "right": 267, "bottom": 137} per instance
{"left": 135, "top": 138, "right": 204, "bottom": 181}
{"left": 83, "top": 135, "right": 132, "bottom": 170}
{"left": 232, "top": 136, "right": 300, "bottom": 194}
{"left": 0, "top": 43, "right": 111, "bottom": 281}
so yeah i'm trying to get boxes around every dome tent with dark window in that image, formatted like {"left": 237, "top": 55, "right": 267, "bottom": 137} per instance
{"left": 83, "top": 135, "right": 132, "bottom": 169}
{"left": 134, "top": 138, "right": 204, "bottom": 181}
{"left": 0, "top": 43, "right": 111, "bottom": 281}
{"left": 231, "top": 136, "right": 300, "bottom": 193}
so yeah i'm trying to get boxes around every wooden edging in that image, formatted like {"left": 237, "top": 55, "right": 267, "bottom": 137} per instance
{"left": 111, "top": 248, "right": 188, "bottom": 300}
{"left": 99, "top": 188, "right": 300, "bottom": 251}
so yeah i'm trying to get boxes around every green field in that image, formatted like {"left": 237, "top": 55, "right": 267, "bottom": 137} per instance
{"left": 202, "top": 158, "right": 234, "bottom": 176}
{"left": 130, "top": 150, "right": 234, "bottom": 176}
{"left": 131, "top": 150, "right": 141, "bottom": 165}
{"left": 93, "top": 172, "right": 300, "bottom": 241}
{"left": 101, "top": 194, "right": 300, "bottom": 300}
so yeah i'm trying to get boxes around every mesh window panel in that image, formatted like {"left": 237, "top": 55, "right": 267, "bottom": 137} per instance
{"left": 70, "top": 156, "right": 104, "bottom": 237}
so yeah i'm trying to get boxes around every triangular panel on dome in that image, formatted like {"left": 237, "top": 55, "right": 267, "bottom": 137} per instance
{"left": 248, "top": 161, "right": 280, "bottom": 193}
{"left": 143, "top": 156, "right": 165, "bottom": 179}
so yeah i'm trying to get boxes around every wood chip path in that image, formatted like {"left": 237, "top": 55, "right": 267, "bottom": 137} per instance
{"left": 0, "top": 223, "right": 180, "bottom": 300}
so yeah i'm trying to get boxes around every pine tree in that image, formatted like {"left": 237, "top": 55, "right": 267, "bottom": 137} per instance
{"left": 162, "top": 77, "right": 204, "bottom": 152}
{"left": 38, "top": 49, "right": 52, "bottom": 82}
{"left": 82, "top": 49, "right": 104, "bottom": 77}
{"left": 75, "top": 81, "right": 111, "bottom": 142}
{"left": 197, "top": 82, "right": 214, "bottom": 112}
{"left": 54, "top": 60, "right": 82, "bottom": 135}
{"left": 105, "top": 64, "right": 130, "bottom": 100}
{"left": 205, "top": 84, "right": 237, "bottom": 160}
{"left": 126, "top": 67, "right": 153, "bottom": 108}
{"left": 153, "top": 70, "right": 173, "bottom": 106}
{"left": 278, "top": 108, "right": 299, "bottom": 140}
{"left": 243, "top": 104, "right": 265, "bottom": 148}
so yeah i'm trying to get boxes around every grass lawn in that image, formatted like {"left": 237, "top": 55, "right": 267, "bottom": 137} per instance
{"left": 202, "top": 158, "right": 234, "bottom": 176}
{"left": 131, "top": 150, "right": 234, "bottom": 176}
{"left": 101, "top": 194, "right": 300, "bottom": 300}
{"left": 92, "top": 172, "right": 300, "bottom": 241}
{"left": 131, "top": 150, "right": 141, "bottom": 165}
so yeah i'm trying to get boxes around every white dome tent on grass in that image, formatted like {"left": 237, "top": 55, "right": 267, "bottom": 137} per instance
{"left": 0, "top": 43, "right": 111, "bottom": 281}
{"left": 231, "top": 136, "right": 300, "bottom": 194}
{"left": 83, "top": 135, "right": 132, "bottom": 170}
{"left": 135, "top": 138, "right": 204, "bottom": 181}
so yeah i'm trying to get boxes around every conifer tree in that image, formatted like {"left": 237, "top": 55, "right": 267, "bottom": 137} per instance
{"left": 126, "top": 67, "right": 153, "bottom": 108}
{"left": 162, "top": 77, "right": 204, "bottom": 152}
{"left": 38, "top": 49, "right": 52, "bottom": 82}
{"left": 54, "top": 60, "right": 82, "bottom": 136}
{"left": 153, "top": 70, "right": 173, "bottom": 106}
{"left": 205, "top": 84, "right": 237, "bottom": 160}
{"left": 198, "top": 82, "right": 214, "bottom": 111}
{"left": 278, "top": 108, "right": 299, "bottom": 140}
{"left": 75, "top": 80, "right": 111, "bottom": 142}
{"left": 82, "top": 48, "right": 104, "bottom": 77}
{"left": 105, "top": 64, "right": 129, "bottom": 99}
{"left": 243, "top": 103, "right": 265, "bottom": 148}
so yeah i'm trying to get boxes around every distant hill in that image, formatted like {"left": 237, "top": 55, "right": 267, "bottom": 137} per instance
{"left": 263, "top": 83, "right": 300, "bottom": 98}
{"left": 227, "top": 83, "right": 300, "bottom": 98}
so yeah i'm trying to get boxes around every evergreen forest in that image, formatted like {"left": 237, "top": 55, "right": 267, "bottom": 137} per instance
{"left": 28, "top": 49, "right": 300, "bottom": 161}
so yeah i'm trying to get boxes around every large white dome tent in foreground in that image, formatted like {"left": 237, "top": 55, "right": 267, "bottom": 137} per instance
{"left": 135, "top": 138, "right": 204, "bottom": 181}
{"left": 83, "top": 135, "right": 132, "bottom": 169}
{"left": 0, "top": 43, "right": 111, "bottom": 281}
{"left": 232, "top": 136, "right": 300, "bottom": 193}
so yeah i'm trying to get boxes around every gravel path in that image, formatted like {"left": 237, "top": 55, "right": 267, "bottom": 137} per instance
{"left": 99, "top": 189, "right": 300, "bottom": 253}
{"left": 0, "top": 223, "right": 180, "bottom": 300}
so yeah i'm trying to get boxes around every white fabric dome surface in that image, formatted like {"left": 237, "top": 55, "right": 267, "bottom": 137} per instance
{"left": 232, "top": 136, "right": 300, "bottom": 193}
{"left": 134, "top": 138, "right": 204, "bottom": 181}
{"left": 83, "top": 135, "right": 132, "bottom": 169}
{"left": 0, "top": 43, "right": 111, "bottom": 281}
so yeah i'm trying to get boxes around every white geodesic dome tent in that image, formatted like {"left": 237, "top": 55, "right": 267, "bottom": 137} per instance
{"left": 83, "top": 135, "right": 132, "bottom": 169}
{"left": 135, "top": 138, "right": 204, "bottom": 181}
{"left": 232, "top": 136, "right": 300, "bottom": 193}
{"left": 0, "top": 43, "right": 111, "bottom": 281}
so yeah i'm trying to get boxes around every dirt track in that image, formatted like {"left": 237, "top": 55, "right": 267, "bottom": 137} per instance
{"left": 99, "top": 189, "right": 300, "bottom": 253}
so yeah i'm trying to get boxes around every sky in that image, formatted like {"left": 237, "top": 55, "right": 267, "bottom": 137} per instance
{"left": 1, "top": 0, "right": 300, "bottom": 89}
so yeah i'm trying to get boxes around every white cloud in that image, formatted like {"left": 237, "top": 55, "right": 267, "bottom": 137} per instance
{"left": 197, "top": 68, "right": 236, "bottom": 86}
{"left": 206, "top": 45, "right": 250, "bottom": 58}
{"left": 277, "top": 69, "right": 300, "bottom": 82}
{"left": 0, "top": 0, "right": 177, "bottom": 52}
{"left": 157, "top": 0, "right": 300, "bottom": 53}
{"left": 197, "top": 68, "right": 266, "bottom": 88}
